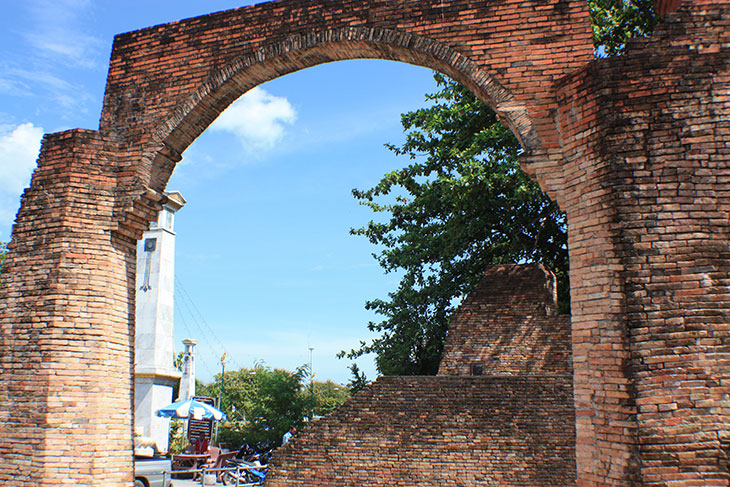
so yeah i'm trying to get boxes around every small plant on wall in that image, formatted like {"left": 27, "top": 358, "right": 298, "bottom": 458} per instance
{"left": 0, "top": 242, "right": 7, "bottom": 276}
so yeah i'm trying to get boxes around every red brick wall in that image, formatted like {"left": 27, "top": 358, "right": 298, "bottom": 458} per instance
{"left": 0, "top": 131, "right": 136, "bottom": 486}
{"left": 267, "top": 264, "right": 576, "bottom": 486}
{"left": 0, "top": 3, "right": 593, "bottom": 483}
{"left": 555, "top": 3, "right": 730, "bottom": 485}
{"left": 439, "top": 264, "right": 572, "bottom": 377}
{"left": 99, "top": 0, "right": 592, "bottom": 226}
{"left": 0, "top": 0, "right": 728, "bottom": 486}
{"left": 655, "top": 0, "right": 683, "bottom": 18}
{"left": 268, "top": 376, "right": 576, "bottom": 487}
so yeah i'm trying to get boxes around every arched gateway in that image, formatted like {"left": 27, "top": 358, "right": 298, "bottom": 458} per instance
{"left": 1, "top": 0, "right": 729, "bottom": 485}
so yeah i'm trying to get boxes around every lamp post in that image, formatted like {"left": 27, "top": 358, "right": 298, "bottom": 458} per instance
{"left": 220, "top": 353, "right": 226, "bottom": 408}
{"left": 309, "top": 346, "right": 314, "bottom": 421}
{"left": 215, "top": 353, "right": 226, "bottom": 445}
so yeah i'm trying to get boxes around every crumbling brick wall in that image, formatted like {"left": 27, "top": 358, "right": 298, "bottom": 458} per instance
{"left": 0, "top": 130, "right": 135, "bottom": 486}
{"left": 439, "top": 264, "right": 572, "bottom": 377}
{"left": 268, "top": 376, "right": 576, "bottom": 487}
{"left": 0, "top": 1, "right": 728, "bottom": 486}
{"left": 555, "top": 3, "right": 730, "bottom": 484}
{"left": 268, "top": 264, "right": 576, "bottom": 486}
{"left": 0, "top": 2, "right": 594, "bottom": 484}
{"left": 97, "top": 0, "right": 592, "bottom": 229}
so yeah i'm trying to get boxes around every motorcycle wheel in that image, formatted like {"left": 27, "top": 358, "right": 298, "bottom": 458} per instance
{"left": 221, "top": 471, "right": 236, "bottom": 486}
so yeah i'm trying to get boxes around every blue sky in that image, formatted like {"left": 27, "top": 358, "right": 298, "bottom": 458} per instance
{"left": 0, "top": 0, "right": 440, "bottom": 384}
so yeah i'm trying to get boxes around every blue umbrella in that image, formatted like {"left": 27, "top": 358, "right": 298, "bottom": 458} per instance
{"left": 156, "top": 399, "right": 227, "bottom": 421}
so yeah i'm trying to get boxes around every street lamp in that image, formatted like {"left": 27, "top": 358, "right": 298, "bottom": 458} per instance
{"left": 215, "top": 353, "right": 227, "bottom": 445}
{"left": 309, "top": 346, "right": 314, "bottom": 420}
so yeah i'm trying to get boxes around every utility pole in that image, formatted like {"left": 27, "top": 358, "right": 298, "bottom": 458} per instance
{"left": 215, "top": 353, "right": 226, "bottom": 445}
{"left": 220, "top": 353, "right": 227, "bottom": 407}
{"left": 309, "top": 346, "right": 314, "bottom": 421}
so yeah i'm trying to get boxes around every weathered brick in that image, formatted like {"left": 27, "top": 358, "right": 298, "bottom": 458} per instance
{"left": 0, "top": 0, "right": 728, "bottom": 486}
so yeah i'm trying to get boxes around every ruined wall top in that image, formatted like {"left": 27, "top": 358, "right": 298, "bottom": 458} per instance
{"left": 438, "top": 264, "right": 572, "bottom": 377}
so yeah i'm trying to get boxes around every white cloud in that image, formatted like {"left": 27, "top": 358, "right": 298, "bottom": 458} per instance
{"left": 4, "top": 68, "right": 88, "bottom": 107}
{"left": 0, "top": 123, "right": 43, "bottom": 197}
{"left": 0, "top": 66, "right": 92, "bottom": 118}
{"left": 0, "top": 0, "right": 99, "bottom": 123}
{"left": 7, "top": 68, "right": 75, "bottom": 93}
{"left": 24, "top": 0, "right": 101, "bottom": 69}
{"left": 210, "top": 87, "right": 297, "bottom": 152}
{"left": 0, "top": 123, "right": 43, "bottom": 236}
{"left": 0, "top": 77, "right": 31, "bottom": 97}
{"left": 26, "top": 30, "right": 101, "bottom": 70}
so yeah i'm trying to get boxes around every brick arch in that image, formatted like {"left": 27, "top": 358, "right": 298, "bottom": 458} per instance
{"left": 4, "top": 1, "right": 729, "bottom": 486}
{"left": 97, "top": 0, "right": 595, "bottom": 229}
{"left": 141, "top": 27, "right": 538, "bottom": 198}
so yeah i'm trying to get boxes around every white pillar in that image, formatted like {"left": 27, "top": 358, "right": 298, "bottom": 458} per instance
{"left": 178, "top": 338, "right": 197, "bottom": 401}
{"left": 134, "top": 192, "right": 186, "bottom": 454}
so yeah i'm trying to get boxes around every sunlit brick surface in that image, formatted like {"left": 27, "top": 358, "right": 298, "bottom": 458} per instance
{"left": 269, "top": 376, "right": 577, "bottom": 487}
{"left": 268, "top": 264, "right": 576, "bottom": 486}
{"left": 0, "top": 1, "right": 728, "bottom": 485}
{"left": 439, "top": 264, "right": 572, "bottom": 377}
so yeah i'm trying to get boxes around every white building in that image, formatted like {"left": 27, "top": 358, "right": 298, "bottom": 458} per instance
{"left": 134, "top": 191, "right": 186, "bottom": 453}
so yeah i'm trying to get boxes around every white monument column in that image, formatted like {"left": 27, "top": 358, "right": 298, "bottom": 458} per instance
{"left": 134, "top": 191, "right": 186, "bottom": 454}
{"left": 177, "top": 338, "right": 197, "bottom": 401}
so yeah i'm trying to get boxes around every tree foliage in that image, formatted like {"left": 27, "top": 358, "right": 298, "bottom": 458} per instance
{"left": 589, "top": 0, "right": 658, "bottom": 56}
{"left": 199, "top": 364, "right": 349, "bottom": 447}
{"left": 347, "top": 363, "right": 370, "bottom": 395}
{"left": 309, "top": 379, "right": 351, "bottom": 417}
{"left": 347, "top": 74, "right": 568, "bottom": 376}
{"left": 0, "top": 242, "right": 7, "bottom": 275}
{"left": 347, "top": 3, "right": 657, "bottom": 376}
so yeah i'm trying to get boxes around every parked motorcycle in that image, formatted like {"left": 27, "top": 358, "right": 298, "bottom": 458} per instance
{"left": 221, "top": 443, "right": 271, "bottom": 486}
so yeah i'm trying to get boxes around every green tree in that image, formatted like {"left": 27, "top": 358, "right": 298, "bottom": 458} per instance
{"left": 347, "top": 4, "right": 657, "bottom": 376}
{"left": 203, "top": 365, "right": 303, "bottom": 446}
{"left": 590, "top": 0, "right": 658, "bottom": 56}
{"left": 308, "top": 379, "right": 350, "bottom": 417}
{"left": 347, "top": 363, "right": 370, "bottom": 395}
{"left": 347, "top": 74, "right": 568, "bottom": 376}
{"left": 0, "top": 242, "right": 7, "bottom": 275}
{"left": 204, "top": 364, "right": 349, "bottom": 448}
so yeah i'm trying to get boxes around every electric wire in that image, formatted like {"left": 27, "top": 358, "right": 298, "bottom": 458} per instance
{"left": 174, "top": 276, "right": 243, "bottom": 374}
{"left": 173, "top": 294, "right": 217, "bottom": 379}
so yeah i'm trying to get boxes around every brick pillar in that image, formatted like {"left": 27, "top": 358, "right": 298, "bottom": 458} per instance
{"left": 0, "top": 130, "right": 136, "bottom": 486}
{"left": 554, "top": 4, "right": 730, "bottom": 484}
{"left": 554, "top": 69, "right": 640, "bottom": 485}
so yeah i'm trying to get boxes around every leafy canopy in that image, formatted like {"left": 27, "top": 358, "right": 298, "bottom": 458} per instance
{"left": 590, "top": 0, "right": 658, "bottom": 56}
{"left": 0, "top": 242, "right": 6, "bottom": 275}
{"left": 347, "top": 363, "right": 370, "bottom": 395}
{"left": 197, "top": 363, "right": 349, "bottom": 447}
{"left": 346, "top": 2, "right": 657, "bottom": 376}
{"left": 346, "top": 74, "right": 568, "bottom": 376}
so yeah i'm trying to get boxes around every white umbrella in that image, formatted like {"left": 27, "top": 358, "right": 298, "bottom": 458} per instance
{"left": 156, "top": 399, "right": 227, "bottom": 421}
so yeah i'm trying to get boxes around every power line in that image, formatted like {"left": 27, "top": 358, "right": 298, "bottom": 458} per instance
{"left": 174, "top": 276, "right": 242, "bottom": 374}
{"left": 173, "top": 295, "right": 216, "bottom": 379}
